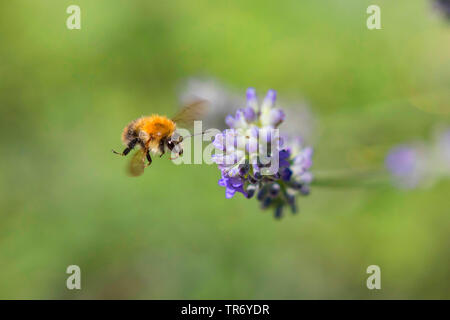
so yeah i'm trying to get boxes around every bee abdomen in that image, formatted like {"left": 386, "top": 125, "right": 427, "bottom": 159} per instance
{"left": 121, "top": 120, "right": 138, "bottom": 144}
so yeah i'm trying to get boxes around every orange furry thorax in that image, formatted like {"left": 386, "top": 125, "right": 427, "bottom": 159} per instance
{"left": 135, "top": 115, "right": 176, "bottom": 137}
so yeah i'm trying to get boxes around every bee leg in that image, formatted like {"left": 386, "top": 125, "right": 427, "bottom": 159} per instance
{"left": 112, "top": 138, "right": 138, "bottom": 156}
{"left": 159, "top": 139, "right": 165, "bottom": 158}
{"left": 145, "top": 150, "right": 152, "bottom": 167}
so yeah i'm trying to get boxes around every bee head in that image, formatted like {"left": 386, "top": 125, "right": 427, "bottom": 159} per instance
{"left": 167, "top": 139, "right": 175, "bottom": 150}
{"left": 167, "top": 133, "right": 183, "bottom": 156}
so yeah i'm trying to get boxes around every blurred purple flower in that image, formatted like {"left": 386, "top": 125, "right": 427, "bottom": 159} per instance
{"left": 385, "top": 128, "right": 450, "bottom": 189}
{"left": 434, "top": 0, "right": 450, "bottom": 20}
{"left": 178, "top": 77, "right": 244, "bottom": 130}
{"left": 385, "top": 145, "right": 428, "bottom": 189}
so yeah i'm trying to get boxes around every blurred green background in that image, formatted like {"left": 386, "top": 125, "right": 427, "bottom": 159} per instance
{"left": 0, "top": 0, "right": 449, "bottom": 299}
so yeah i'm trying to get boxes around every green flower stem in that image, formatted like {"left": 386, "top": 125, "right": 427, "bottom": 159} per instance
{"left": 311, "top": 169, "right": 390, "bottom": 189}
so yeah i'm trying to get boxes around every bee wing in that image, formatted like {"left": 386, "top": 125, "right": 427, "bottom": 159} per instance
{"left": 171, "top": 99, "right": 209, "bottom": 129}
{"left": 127, "top": 149, "right": 146, "bottom": 177}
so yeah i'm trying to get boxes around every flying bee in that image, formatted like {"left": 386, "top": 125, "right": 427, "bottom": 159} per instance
{"left": 112, "top": 100, "right": 208, "bottom": 176}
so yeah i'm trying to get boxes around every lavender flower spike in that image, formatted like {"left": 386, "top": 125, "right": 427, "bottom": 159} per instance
{"left": 212, "top": 88, "right": 314, "bottom": 218}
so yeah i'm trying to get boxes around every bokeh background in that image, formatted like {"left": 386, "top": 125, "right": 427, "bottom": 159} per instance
{"left": 0, "top": 0, "right": 449, "bottom": 299}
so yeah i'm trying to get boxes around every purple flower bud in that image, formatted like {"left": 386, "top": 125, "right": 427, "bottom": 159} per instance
{"left": 225, "top": 188, "right": 236, "bottom": 199}
{"left": 246, "top": 87, "right": 258, "bottom": 110}
{"left": 289, "top": 181, "right": 302, "bottom": 190}
{"left": 279, "top": 149, "right": 291, "bottom": 168}
{"left": 243, "top": 107, "right": 256, "bottom": 122}
{"left": 286, "top": 194, "right": 298, "bottom": 214}
{"left": 302, "top": 147, "right": 313, "bottom": 169}
{"left": 299, "top": 172, "right": 314, "bottom": 184}
{"left": 235, "top": 109, "right": 245, "bottom": 121}
{"left": 274, "top": 206, "right": 283, "bottom": 219}
{"left": 261, "top": 197, "right": 273, "bottom": 209}
{"left": 269, "top": 108, "right": 285, "bottom": 127}
{"left": 257, "top": 186, "right": 268, "bottom": 201}
{"left": 264, "top": 89, "right": 277, "bottom": 106}
{"left": 225, "top": 115, "right": 235, "bottom": 128}
{"left": 300, "top": 185, "right": 310, "bottom": 195}
{"left": 245, "top": 184, "right": 256, "bottom": 199}
{"left": 218, "top": 177, "right": 227, "bottom": 187}
{"left": 269, "top": 183, "right": 281, "bottom": 197}
{"left": 280, "top": 167, "right": 293, "bottom": 181}
{"left": 246, "top": 87, "right": 257, "bottom": 101}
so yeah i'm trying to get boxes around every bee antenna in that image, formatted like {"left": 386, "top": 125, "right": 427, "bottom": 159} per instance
{"left": 183, "top": 130, "right": 210, "bottom": 140}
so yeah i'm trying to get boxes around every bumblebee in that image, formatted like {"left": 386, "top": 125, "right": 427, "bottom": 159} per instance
{"left": 113, "top": 100, "right": 207, "bottom": 176}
